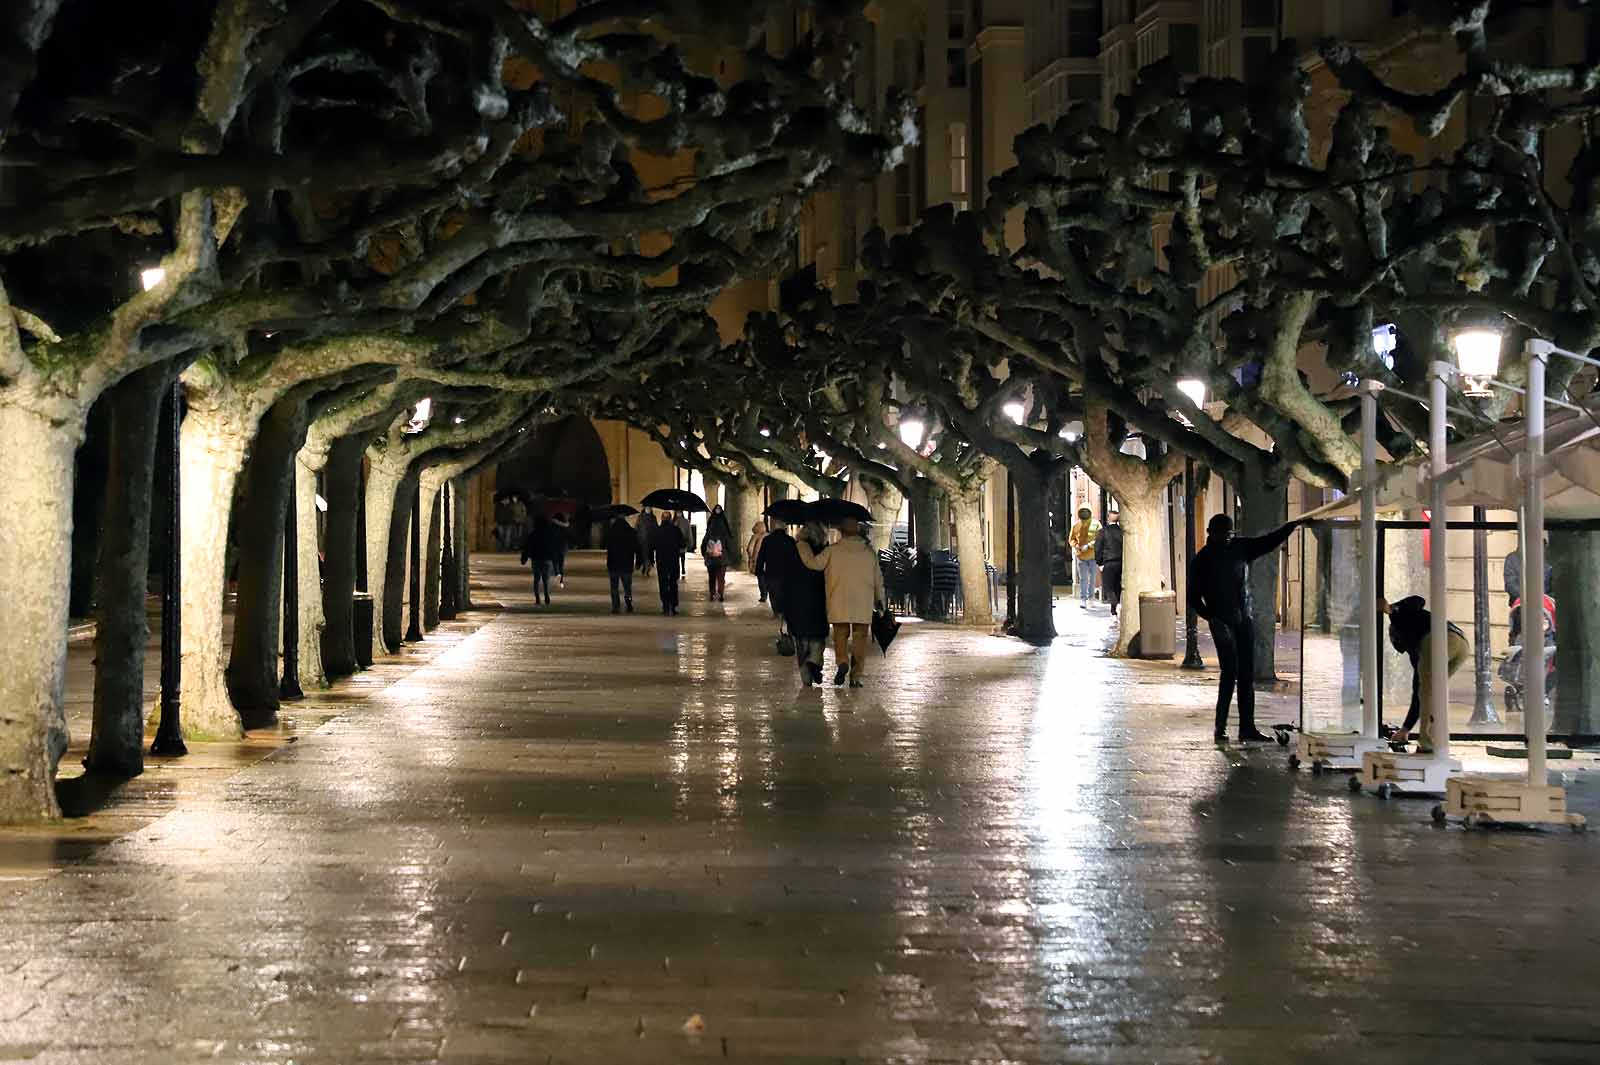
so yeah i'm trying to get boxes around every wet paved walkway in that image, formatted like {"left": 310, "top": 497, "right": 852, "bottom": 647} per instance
{"left": 4, "top": 552, "right": 1600, "bottom": 1064}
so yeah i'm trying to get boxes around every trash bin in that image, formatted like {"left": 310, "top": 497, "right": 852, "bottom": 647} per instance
{"left": 1138, "top": 590, "right": 1177, "bottom": 658}
{"left": 353, "top": 592, "right": 374, "bottom": 669}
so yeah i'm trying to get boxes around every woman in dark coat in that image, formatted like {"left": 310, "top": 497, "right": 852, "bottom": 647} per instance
{"left": 780, "top": 521, "right": 831, "bottom": 687}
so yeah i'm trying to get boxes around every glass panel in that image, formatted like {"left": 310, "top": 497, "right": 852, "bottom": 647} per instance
{"left": 1298, "top": 523, "right": 1363, "bottom": 734}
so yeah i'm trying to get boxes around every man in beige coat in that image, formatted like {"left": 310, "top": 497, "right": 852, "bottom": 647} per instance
{"left": 797, "top": 517, "right": 886, "bottom": 688}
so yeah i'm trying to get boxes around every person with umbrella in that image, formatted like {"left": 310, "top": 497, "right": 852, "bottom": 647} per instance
{"left": 637, "top": 508, "right": 658, "bottom": 577}
{"left": 701, "top": 504, "right": 734, "bottom": 602}
{"left": 797, "top": 504, "right": 886, "bottom": 688}
{"left": 603, "top": 508, "right": 639, "bottom": 614}
{"left": 780, "top": 520, "right": 832, "bottom": 686}
{"left": 651, "top": 510, "right": 687, "bottom": 615}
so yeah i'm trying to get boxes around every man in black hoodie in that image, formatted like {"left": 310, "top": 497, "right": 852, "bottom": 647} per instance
{"left": 1189, "top": 513, "right": 1300, "bottom": 743}
{"left": 652, "top": 511, "right": 687, "bottom": 615}
{"left": 604, "top": 515, "right": 639, "bottom": 614}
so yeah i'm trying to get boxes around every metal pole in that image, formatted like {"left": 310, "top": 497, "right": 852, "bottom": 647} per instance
{"left": 406, "top": 479, "right": 423, "bottom": 642}
{"left": 1427, "top": 361, "right": 1451, "bottom": 759}
{"left": 280, "top": 468, "right": 303, "bottom": 699}
{"left": 1470, "top": 505, "right": 1497, "bottom": 723}
{"left": 1360, "top": 381, "right": 1381, "bottom": 739}
{"left": 1182, "top": 456, "right": 1204, "bottom": 669}
{"left": 151, "top": 377, "right": 186, "bottom": 756}
{"left": 1523, "top": 344, "right": 1548, "bottom": 786}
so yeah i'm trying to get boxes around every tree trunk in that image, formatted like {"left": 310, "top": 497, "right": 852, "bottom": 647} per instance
{"left": 382, "top": 470, "right": 419, "bottom": 653}
{"left": 365, "top": 465, "right": 403, "bottom": 660}
{"left": 1112, "top": 492, "right": 1166, "bottom": 657}
{"left": 294, "top": 455, "right": 326, "bottom": 689}
{"left": 226, "top": 396, "right": 313, "bottom": 728}
{"left": 723, "top": 476, "right": 764, "bottom": 566}
{"left": 908, "top": 478, "right": 941, "bottom": 551}
{"left": 861, "top": 474, "right": 902, "bottom": 551}
{"left": 453, "top": 475, "right": 473, "bottom": 610}
{"left": 0, "top": 401, "right": 79, "bottom": 822}
{"left": 319, "top": 436, "right": 364, "bottom": 677}
{"left": 1551, "top": 529, "right": 1600, "bottom": 735}
{"left": 949, "top": 490, "right": 994, "bottom": 627}
{"left": 1237, "top": 472, "right": 1289, "bottom": 684}
{"left": 1010, "top": 464, "right": 1057, "bottom": 643}
{"left": 422, "top": 480, "right": 442, "bottom": 630}
{"left": 69, "top": 397, "right": 111, "bottom": 619}
{"left": 178, "top": 405, "right": 249, "bottom": 738}
{"left": 86, "top": 365, "right": 170, "bottom": 777}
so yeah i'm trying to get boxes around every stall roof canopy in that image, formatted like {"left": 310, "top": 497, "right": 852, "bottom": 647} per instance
{"left": 1306, "top": 395, "right": 1600, "bottom": 521}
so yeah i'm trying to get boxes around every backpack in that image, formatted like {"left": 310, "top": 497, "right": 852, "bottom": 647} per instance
{"left": 705, "top": 538, "right": 724, "bottom": 559}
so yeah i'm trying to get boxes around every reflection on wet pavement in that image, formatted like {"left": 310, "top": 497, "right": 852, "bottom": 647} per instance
{"left": 2, "top": 552, "right": 1598, "bottom": 1064}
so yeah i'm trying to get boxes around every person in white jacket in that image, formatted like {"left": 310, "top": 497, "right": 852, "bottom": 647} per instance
{"left": 796, "top": 517, "right": 886, "bottom": 688}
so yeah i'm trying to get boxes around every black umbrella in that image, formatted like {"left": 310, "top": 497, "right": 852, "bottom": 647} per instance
{"left": 811, "top": 497, "right": 872, "bottom": 525}
{"left": 590, "top": 504, "right": 638, "bottom": 522}
{"left": 640, "top": 488, "right": 708, "bottom": 513}
{"left": 764, "top": 499, "right": 814, "bottom": 526}
{"left": 871, "top": 608, "right": 901, "bottom": 656}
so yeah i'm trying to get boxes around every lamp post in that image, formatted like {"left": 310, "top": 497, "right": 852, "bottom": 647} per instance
{"left": 151, "top": 376, "right": 186, "bottom": 756}
{"left": 1181, "top": 456, "right": 1204, "bottom": 669}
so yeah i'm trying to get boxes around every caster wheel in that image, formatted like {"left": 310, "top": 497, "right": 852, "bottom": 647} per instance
{"left": 1431, "top": 804, "right": 1446, "bottom": 823}
{"left": 1311, "top": 762, "right": 1324, "bottom": 776}
{"left": 1288, "top": 755, "right": 1301, "bottom": 771}
{"left": 1376, "top": 783, "right": 1394, "bottom": 800}
{"left": 1348, "top": 775, "right": 1364, "bottom": 793}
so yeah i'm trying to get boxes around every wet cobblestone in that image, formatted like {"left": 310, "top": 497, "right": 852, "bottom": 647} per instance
{"left": 2, "top": 553, "right": 1599, "bottom": 1064}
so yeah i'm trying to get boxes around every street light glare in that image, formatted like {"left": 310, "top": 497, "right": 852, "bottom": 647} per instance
{"left": 140, "top": 267, "right": 166, "bottom": 291}
{"left": 1451, "top": 328, "right": 1503, "bottom": 397}
{"left": 898, "top": 418, "right": 925, "bottom": 448}
{"left": 1003, "top": 401, "right": 1025, "bottom": 424}
{"left": 1176, "top": 378, "right": 1207, "bottom": 407}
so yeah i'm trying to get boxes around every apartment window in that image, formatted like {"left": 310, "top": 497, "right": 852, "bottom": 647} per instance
{"left": 1242, "top": 0, "right": 1278, "bottom": 29}
{"left": 947, "top": 48, "right": 967, "bottom": 87}
{"left": 1243, "top": 35, "right": 1274, "bottom": 83}
{"left": 1067, "top": 1, "right": 1102, "bottom": 58}
{"left": 1169, "top": 23, "right": 1200, "bottom": 75}
{"left": 949, "top": 121, "right": 969, "bottom": 209}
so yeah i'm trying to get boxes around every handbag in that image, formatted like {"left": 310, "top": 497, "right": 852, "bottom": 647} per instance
{"left": 775, "top": 620, "right": 795, "bottom": 657}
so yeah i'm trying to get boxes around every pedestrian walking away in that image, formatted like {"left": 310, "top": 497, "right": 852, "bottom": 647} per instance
{"left": 702, "top": 504, "right": 733, "bottom": 601}
{"left": 519, "top": 515, "right": 557, "bottom": 605}
{"left": 781, "top": 522, "right": 831, "bottom": 686}
{"left": 1188, "top": 513, "right": 1300, "bottom": 742}
{"left": 797, "top": 516, "right": 886, "bottom": 689}
{"left": 1095, "top": 510, "right": 1124, "bottom": 615}
{"left": 653, "top": 512, "right": 687, "bottom": 614}
{"left": 637, "top": 508, "right": 658, "bottom": 576}
{"left": 1382, "top": 595, "right": 1470, "bottom": 752}
{"left": 746, "top": 520, "right": 770, "bottom": 602}
{"left": 604, "top": 514, "right": 639, "bottom": 614}
{"left": 1067, "top": 507, "right": 1099, "bottom": 606}
{"left": 550, "top": 513, "right": 570, "bottom": 588}
{"left": 674, "top": 511, "right": 693, "bottom": 577}
{"left": 757, "top": 522, "right": 796, "bottom": 620}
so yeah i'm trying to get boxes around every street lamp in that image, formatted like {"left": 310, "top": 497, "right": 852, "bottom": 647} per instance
{"left": 1451, "top": 327, "right": 1503, "bottom": 397}
{"left": 140, "top": 267, "right": 166, "bottom": 291}
{"left": 1371, "top": 323, "right": 1397, "bottom": 370}
{"left": 1176, "top": 378, "right": 1207, "bottom": 408}
{"left": 1003, "top": 401, "right": 1026, "bottom": 425}
{"left": 898, "top": 418, "right": 926, "bottom": 448}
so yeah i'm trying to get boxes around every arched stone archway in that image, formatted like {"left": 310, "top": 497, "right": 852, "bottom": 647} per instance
{"left": 495, "top": 416, "right": 613, "bottom": 505}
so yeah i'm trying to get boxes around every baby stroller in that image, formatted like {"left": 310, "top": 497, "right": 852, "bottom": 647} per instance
{"left": 1501, "top": 594, "right": 1556, "bottom": 716}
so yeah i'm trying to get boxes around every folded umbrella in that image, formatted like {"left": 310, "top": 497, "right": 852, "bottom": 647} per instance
{"left": 871, "top": 608, "right": 901, "bottom": 656}
{"left": 811, "top": 497, "right": 872, "bottom": 525}
{"left": 640, "top": 487, "right": 709, "bottom": 513}
{"left": 764, "top": 498, "right": 814, "bottom": 526}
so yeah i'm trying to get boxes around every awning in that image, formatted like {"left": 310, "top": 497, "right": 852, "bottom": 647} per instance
{"left": 1304, "top": 396, "right": 1600, "bottom": 521}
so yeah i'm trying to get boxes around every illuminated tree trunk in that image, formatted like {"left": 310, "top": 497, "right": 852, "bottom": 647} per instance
{"left": 293, "top": 454, "right": 326, "bottom": 689}
{"left": 0, "top": 401, "right": 78, "bottom": 821}
{"left": 949, "top": 489, "right": 993, "bottom": 627}
{"left": 420, "top": 479, "right": 442, "bottom": 630}
{"left": 1009, "top": 461, "right": 1057, "bottom": 643}
{"left": 87, "top": 364, "right": 170, "bottom": 777}
{"left": 860, "top": 474, "right": 902, "bottom": 551}
{"left": 178, "top": 404, "right": 249, "bottom": 738}
{"left": 381, "top": 470, "right": 420, "bottom": 653}
{"left": 364, "top": 463, "right": 403, "bottom": 660}
{"left": 1113, "top": 492, "right": 1166, "bottom": 657}
{"left": 453, "top": 475, "right": 473, "bottom": 610}
{"left": 723, "top": 475, "right": 765, "bottom": 566}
